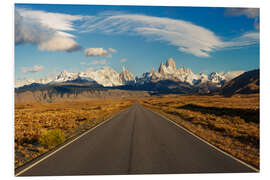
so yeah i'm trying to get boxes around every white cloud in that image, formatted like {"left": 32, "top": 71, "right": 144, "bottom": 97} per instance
{"left": 18, "top": 8, "right": 82, "bottom": 32}
{"left": 22, "top": 65, "right": 43, "bottom": 73}
{"left": 108, "top": 48, "right": 117, "bottom": 53}
{"left": 225, "top": 8, "right": 259, "bottom": 18}
{"left": 120, "top": 58, "right": 127, "bottom": 63}
{"left": 15, "top": 8, "right": 82, "bottom": 52}
{"left": 15, "top": 8, "right": 259, "bottom": 57}
{"left": 84, "top": 48, "right": 111, "bottom": 57}
{"left": 80, "top": 13, "right": 259, "bottom": 57}
{"left": 38, "top": 35, "right": 80, "bottom": 52}
{"left": 91, "top": 59, "right": 107, "bottom": 65}
{"left": 15, "top": 10, "right": 51, "bottom": 45}
{"left": 225, "top": 8, "right": 259, "bottom": 30}
{"left": 222, "top": 32, "right": 259, "bottom": 49}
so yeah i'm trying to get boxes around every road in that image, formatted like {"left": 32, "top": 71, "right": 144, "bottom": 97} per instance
{"left": 16, "top": 103, "right": 256, "bottom": 176}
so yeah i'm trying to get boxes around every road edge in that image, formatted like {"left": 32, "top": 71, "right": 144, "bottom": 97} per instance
{"left": 142, "top": 105, "right": 259, "bottom": 173}
{"left": 15, "top": 104, "right": 134, "bottom": 176}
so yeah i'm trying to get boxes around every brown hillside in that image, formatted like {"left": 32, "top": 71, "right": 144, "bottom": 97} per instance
{"left": 222, "top": 69, "right": 259, "bottom": 97}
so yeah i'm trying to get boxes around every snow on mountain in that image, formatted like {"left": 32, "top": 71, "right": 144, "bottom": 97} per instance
{"left": 208, "top": 72, "right": 226, "bottom": 85}
{"left": 224, "top": 71, "right": 245, "bottom": 80}
{"left": 207, "top": 71, "right": 244, "bottom": 86}
{"left": 16, "top": 66, "right": 134, "bottom": 88}
{"left": 155, "top": 58, "right": 199, "bottom": 84}
{"left": 137, "top": 58, "right": 245, "bottom": 86}
{"left": 15, "top": 79, "right": 35, "bottom": 88}
{"left": 194, "top": 73, "right": 209, "bottom": 84}
{"left": 54, "top": 67, "right": 124, "bottom": 87}
{"left": 54, "top": 71, "right": 78, "bottom": 82}
{"left": 15, "top": 77, "right": 53, "bottom": 88}
{"left": 76, "top": 71, "right": 95, "bottom": 82}
{"left": 88, "top": 67, "right": 123, "bottom": 87}
{"left": 15, "top": 58, "right": 245, "bottom": 89}
{"left": 119, "top": 66, "right": 136, "bottom": 84}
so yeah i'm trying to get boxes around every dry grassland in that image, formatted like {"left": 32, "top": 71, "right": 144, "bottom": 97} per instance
{"left": 15, "top": 98, "right": 135, "bottom": 168}
{"left": 138, "top": 94, "right": 259, "bottom": 168}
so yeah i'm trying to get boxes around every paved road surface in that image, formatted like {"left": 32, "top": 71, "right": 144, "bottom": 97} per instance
{"left": 17, "top": 103, "right": 256, "bottom": 176}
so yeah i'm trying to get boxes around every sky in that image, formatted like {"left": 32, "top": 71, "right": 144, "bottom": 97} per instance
{"left": 15, "top": 4, "right": 260, "bottom": 81}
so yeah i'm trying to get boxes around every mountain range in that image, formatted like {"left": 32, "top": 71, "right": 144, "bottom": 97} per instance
{"left": 15, "top": 58, "right": 259, "bottom": 100}
{"left": 16, "top": 58, "right": 244, "bottom": 89}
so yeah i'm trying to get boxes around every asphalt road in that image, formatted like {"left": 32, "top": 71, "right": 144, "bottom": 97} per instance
{"left": 17, "top": 103, "right": 256, "bottom": 176}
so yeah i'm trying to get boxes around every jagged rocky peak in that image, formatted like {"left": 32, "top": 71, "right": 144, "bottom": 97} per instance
{"left": 119, "top": 66, "right": 136, "bottom": 84}
{"left": 178, "top": 67, "right": 193, "bottom": 74}
{"left": 150, "top": 67, "right": 155, "bottom": 74}
{"left": 15, "top": 56, "right": 247, "bottom": 89}
{"left": 55, "top": 70, "right": 78, "bottom": 82}
{"left": 57, "top": 70, "right": 67, "bottom": 78}
{"left": 158, "top": 62, "right": 167, "bottom": 74}
{"left": 166, "top": 58, "right": 177, "bottom": 71}
{"left": 158, "top": 58, "right": 178, "bottom": 74}
{"left": 121, "top": 66, "right": 127, "bottom": 72}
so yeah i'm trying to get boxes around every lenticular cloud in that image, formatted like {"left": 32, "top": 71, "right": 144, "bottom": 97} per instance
{"left": 15, "top": 8, "right": 259, "bottom": 57}
{"left": 80, "top": 14, "right": 259, "bottom": 57}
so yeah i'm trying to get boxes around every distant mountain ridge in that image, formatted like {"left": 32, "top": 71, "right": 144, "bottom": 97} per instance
{"left": 16, "top": 58, "right": 245, "bottom": 89}
{"left": 136, "top": 58, "right": 245, "bottom": 88}
{"left": 16, "top": 66, "right": 135, "bottom": 88}
{"left": 15, "top": 58, "right": 259, "bottom": 96}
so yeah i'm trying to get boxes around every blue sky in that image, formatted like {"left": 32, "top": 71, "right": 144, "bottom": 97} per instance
{"left": 15, "top": 4, "right": 259, "bottom": 80}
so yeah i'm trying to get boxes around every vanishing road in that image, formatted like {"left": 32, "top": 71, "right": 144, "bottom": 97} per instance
{"left": 16, "top": 103, "right": 257, "bottom": 176}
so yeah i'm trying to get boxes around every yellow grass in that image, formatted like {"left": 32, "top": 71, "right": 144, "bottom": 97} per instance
{"left": 15, "top": 94, "right": 260, "bottom": 169}
{"left": 14, "top": 98, "right": 135, "bottom": 168}
{"left": 138, "top": 94, "right": 259, "bottom": 168}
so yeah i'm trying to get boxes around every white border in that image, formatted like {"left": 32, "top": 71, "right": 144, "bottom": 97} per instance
{"left": 1, "top": 0, "right": 270, "bottom": 180}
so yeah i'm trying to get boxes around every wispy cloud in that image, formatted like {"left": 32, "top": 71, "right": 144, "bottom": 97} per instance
{"left": 84, "top": 48, "right": 111, "bottom": 57}
{"left": 80, "top": 13, "right": 259, "bottom": 57}
{"left": 22, "top": 65, "right": 43, "bottom": 73}
{"left": 225, "top": 8, "right": 259, "bottom": 18}
{"left": 225, "top": 8, "right": 259, "bottom": 30}
{"left": 223, "top": 32, "right": 259, "bottom": 48}
{"left": 15, "top": 8, "right": 82, "bottom": 52}
{"left": 15, "top": 8, "right": 259, "bottom": 57}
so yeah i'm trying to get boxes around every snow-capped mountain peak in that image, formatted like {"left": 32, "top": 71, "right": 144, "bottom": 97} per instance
{"left": 166, "top": 58, "right": 177, "bottom": 72}
{"left": 54, "top": 71, "right": 78, "bottom": 82}
{"left": 137, "top": 58, "right": 245, "bottom": 86}
{"left": 119, "top": 66, "right": 136, "bottom": 84}
{"left": 224, "top": 71, "right": 245, "bottom": 80}
{"left": 158, "top": 62, "right": 167, "bottom": 74}
{"left": 15, "top": 58, "right": 246, "bottom": 89}
{"left": 88, "top": 67, "right": 122, "bottom": 87}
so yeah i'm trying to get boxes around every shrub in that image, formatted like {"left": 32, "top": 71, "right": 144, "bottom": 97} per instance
{"left": 39, "top": 129, "right": 66, "bottom": 148}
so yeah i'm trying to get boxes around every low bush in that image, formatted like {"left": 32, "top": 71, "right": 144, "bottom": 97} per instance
{"left": 39, "top": 129, "right": 66, "bottom": 148}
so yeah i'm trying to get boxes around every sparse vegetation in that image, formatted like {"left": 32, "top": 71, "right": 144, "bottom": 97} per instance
{"left": 15, "top": 98, "right": 135, "bottom": 168}
{"left": 15, "top": 93, "right": 260, "bottom": 169}
{"left": 39, "top": 129, "right": 66, "bottom": 148}
{"left": 138, "top": 94, "right": 259, "bottom": 168}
